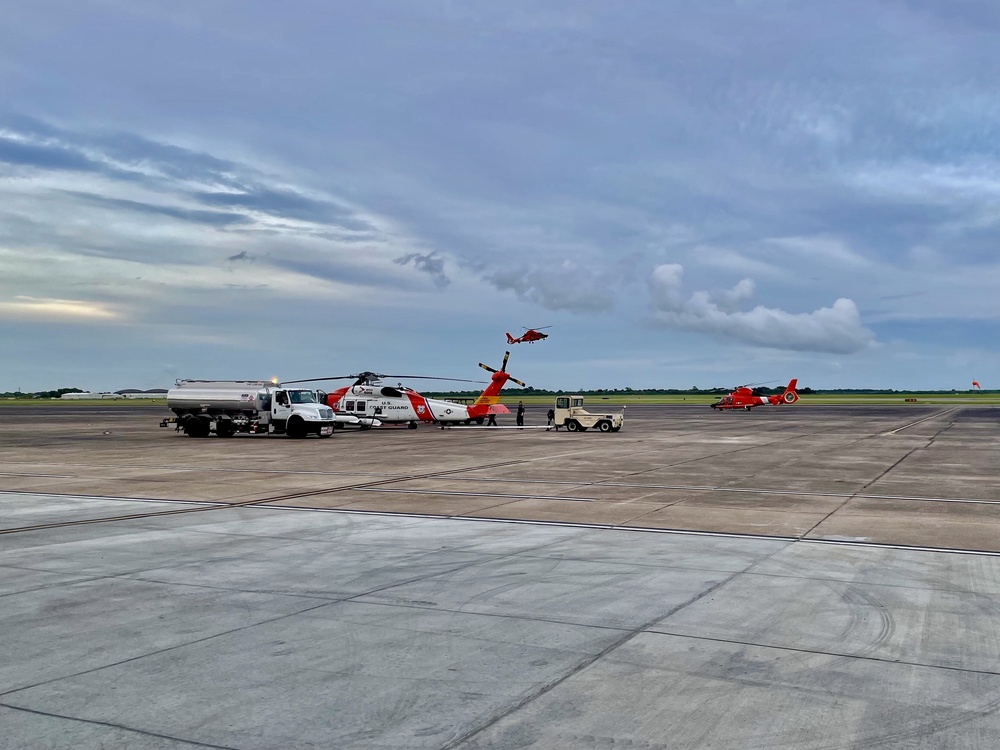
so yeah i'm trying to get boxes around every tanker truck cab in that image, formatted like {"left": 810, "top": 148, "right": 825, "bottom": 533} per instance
{"left": 265, "top": 387, "right": 334, "bottom": 438}
{"left": 553, "top": 395, "right": 625, "bottom": 433}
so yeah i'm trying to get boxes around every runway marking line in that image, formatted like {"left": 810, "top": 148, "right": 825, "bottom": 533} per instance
{"left": 884, "top": 407, "right": 958, "bottom": 435}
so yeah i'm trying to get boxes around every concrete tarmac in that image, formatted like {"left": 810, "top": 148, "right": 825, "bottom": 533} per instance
{"left": 1, "top": 403, "right": 999, "bottom": 748}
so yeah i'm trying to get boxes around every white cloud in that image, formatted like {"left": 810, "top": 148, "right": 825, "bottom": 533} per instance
{"left": 0, "top": 296, "right": 119, "bottom": 322}
{"left": 649, "top": 264, "right": 875, "bottom": 354}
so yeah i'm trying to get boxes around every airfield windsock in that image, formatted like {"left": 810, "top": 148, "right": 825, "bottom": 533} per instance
{"left": 973, "top": 380, "right": 982, "bottom": 389}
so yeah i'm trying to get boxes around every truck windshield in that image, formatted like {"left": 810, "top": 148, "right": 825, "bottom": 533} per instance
{"left": 288, "top": 390, "right": 317, "bottom": 404}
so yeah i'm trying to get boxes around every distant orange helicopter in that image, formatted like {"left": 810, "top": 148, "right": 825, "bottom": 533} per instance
{"left": 711, "top": 379, "right": 799, "bottom": 411}
{"left": 506, "top": 326, "right": 551, "bottom": 344}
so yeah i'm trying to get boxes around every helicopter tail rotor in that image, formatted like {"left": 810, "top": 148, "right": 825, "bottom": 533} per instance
{"left": 477, "top": 351, "right": 529, "bottom": 388}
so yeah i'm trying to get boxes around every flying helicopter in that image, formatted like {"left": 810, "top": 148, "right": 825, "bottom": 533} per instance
{"left": 283, "top": 352, "right": 528, "bottom": 429}
{"left": 710, "top": 379, "right": 799, "bottom": 411}
{"left": 506, "top": 326, "right": 551, "bottom": 344}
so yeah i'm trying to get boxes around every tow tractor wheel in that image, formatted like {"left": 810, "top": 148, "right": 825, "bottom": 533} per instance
{"left": 597, "top": 420, "right": 612, "bottom": 433}
{"left": 565, "top": 420, "right": 579, "bottom": 432}
{"left": 610, "top": 425, "right": 622, "bottom": 432}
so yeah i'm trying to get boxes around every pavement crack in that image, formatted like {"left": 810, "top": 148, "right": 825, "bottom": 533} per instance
{"left": 0, "top": 702, "right": 240, "bottom": 750}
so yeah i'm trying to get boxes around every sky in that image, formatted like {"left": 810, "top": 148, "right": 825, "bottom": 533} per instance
{"left": 2, "top": 0, "right": 998, "bottom": 392}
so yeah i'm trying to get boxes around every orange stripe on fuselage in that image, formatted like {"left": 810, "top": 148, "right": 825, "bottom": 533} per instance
{"left": 326, "top": 386, "right": 350, "bottom": 410}
{"left": 404, "top": 391, "right": 435, "bottom": 422}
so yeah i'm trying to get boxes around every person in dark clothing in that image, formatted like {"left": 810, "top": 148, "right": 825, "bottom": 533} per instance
{"left": 516, "top": 401, "right": 525, "bottom": 428}
{"left": 486, "top": 411, "right": 498, "bottom": 426}
{"left": 546, "top": 407, "right": 556, "bottom": 431}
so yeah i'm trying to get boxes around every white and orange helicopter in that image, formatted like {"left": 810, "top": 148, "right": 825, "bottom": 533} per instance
{"left": 284, "top": 352, "right": 528, "bottom": 429}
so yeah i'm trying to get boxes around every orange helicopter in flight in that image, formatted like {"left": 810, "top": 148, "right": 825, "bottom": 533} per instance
{"left": 506, "top": 326, "right": 551, "bottom": 344}
{"left": 711, "top": 379, "right": 799, "bottom": 411}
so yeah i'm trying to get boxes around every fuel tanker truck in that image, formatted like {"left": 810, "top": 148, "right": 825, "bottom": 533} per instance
{"left": 160, "top": 380, "right": 338, "bottom": 438}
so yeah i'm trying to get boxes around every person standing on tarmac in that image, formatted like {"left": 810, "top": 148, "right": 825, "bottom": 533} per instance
{"left": 486, "top": 411, "right": 498, "bottom": 427}
{"left": 516, "top": 401, "right": 525, "bottom": 428}
{"left": 546, "top": 407, "right": 556, "bottom": 431}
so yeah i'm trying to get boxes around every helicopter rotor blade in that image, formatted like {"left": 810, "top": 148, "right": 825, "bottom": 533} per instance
{"left": 479, "top": 363, "right": 499, "bottom": 374}
{"left": 507, "top": 376, "right": 528, "bottom": 388}
{"left": 281, "top": 375, "right": 355, "bottom": 384}
{"left": 501, "top": 351, "right": 510, "bottom": 372}
{"left": 381, "top": 375, "right": 486, "bottom": 383}
{"left": 740, "top": 379, "right": 781, "bottom": 388}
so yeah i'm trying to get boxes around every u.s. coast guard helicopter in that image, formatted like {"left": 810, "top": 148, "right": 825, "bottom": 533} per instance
{"left": 284, "top": 352, "right": 527, "bottom": 429}
{"left": 710, "top": 379, "right": 799, "bottom": 410}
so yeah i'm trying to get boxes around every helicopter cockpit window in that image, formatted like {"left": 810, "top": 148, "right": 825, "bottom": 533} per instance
{"left": 288, "top": 390, "right": 317, "bottom": 404}
{"left": 355, "top": 401, "right": 366, "bottom": 412}
{"left": 345, "top": 400, "right": 355, "bottom": 411}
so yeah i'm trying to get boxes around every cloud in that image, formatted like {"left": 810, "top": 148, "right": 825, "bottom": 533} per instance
{"left": 57, "top": 190, "right": 250, "bottom": 227}
{"left": 0, "top": 117, "right": 454, "bottom": 323}
{"left": 393, "top": 251, "right": 450, "bottom": 288}
{"left": 0, "top": 116, "right": 374, "bottom": 235}
{"left": 486, "top": 260, "right": 614, "bottom": 313}
{"left": 0, "top": 296, "right": 119, "bottom": 322}
{"left": 649, "top": 264, "right": 875, "bottom": 354}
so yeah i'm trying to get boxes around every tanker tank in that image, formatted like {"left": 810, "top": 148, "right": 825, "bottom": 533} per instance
{"left": 166, "top": 380, "right": 268, "bottom": 415}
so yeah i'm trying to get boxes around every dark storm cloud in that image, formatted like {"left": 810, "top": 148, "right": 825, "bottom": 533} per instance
{"left": 1, "top": 115, "right": 373, "bottom": 234}
{"left": 0, "top": 136, "right": 100, "bottom": 172}
{"left": 393, "top": 252, "right": 449, "bottom": 288}
{"left": 3, "top": 114, "right": 244, "bottom": 183}
{"left": 487, "top": 266, "right": 614, "bottom": 313}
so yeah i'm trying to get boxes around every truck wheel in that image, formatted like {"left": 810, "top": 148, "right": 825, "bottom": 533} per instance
{"left": 597, "top": 420, "right": 612, "bottom": 433}
{"left": 565, "top": 420, "right": 579, "bottom": 432}
{"left": 286, "top": 417, "right": 306, "bottom": 439}
{"left": 183, "top": 416, "right": 210, "bottom": 438}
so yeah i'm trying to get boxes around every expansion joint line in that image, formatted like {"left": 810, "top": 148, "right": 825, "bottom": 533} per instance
{"left": 0, "top": 459, "right": 529, "bottom": 536}
{"left": 801, "top": 409, "right": 962, "bottom": 540}
{"left": 441, "top": 538, "right": 792, "bottom": 749}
